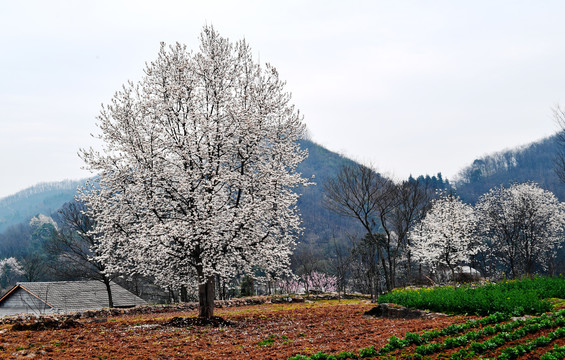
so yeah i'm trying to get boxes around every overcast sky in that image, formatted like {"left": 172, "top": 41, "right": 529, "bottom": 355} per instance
{"left": 1, "top": 1, "right": 564, "bottom": 199}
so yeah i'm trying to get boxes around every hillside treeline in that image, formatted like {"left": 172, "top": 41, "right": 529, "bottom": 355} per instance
{"left": 455, "top": 135, "right": 563, "bottom": 203}
{"left": 0, "top": 135, "right": 564, "bottom": 300}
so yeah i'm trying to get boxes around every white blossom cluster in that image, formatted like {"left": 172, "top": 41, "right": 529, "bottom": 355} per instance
{"left": 409, "top": 182, "right": 565, "bottom": 279}
{"left": 79, "top": 26, "right": 308, "bottom": 290}
{"left": 0, "top": 257, "right": 24, "bottom": 278}
{"left": 409, "top": 193, "right": 479, "bottom": 277}
{"left": 476, "top": 182, "right": 565, "bottom": 277}
{"left": 29, "top": 214, "right": 58, "bottom": 230}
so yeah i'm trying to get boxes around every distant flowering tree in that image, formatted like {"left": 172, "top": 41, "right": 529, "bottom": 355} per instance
{"left": 277, "top": 277, "right": 302, "bottom": 295}
{"left": 79, "top": 26, "right": 308, "bottom": 319}
{"left": 0, "top": 257, "right": 24, "bottom": 277}
{"left": 276, "top": 272, "right": 337, "bottom": 294}
{"left": 476, "top": 182, "right": 565, "bottom": 278}
{"left": 305, "top": 271, "right": 337, "bottom": 293}
{"left": 409, "top": 193, "right": 479, "bottom": 283}
{"left": 0, "top": 257, "right": 24, "bottom": 289}
{"left": 29, "top": 214, "right": 58, "bottom": 230}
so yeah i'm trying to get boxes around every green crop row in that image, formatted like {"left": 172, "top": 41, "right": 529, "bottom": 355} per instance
{"left": 378, "top": 312, "right": 510, "bottom": 355}
{"left": 540, "top": 344, "right": 565, "bottom": 360}
{"left": 485, "top": 326, "right": 565, "bottom": 360}
{"left": 416, "top": 319, "right": 522, "bottom": 355}
{"left": 377, "top": 276, "right": 565, "bottom": 316}
{"left": 418, "top": 311, "right": 565, "bottom": 357}
{"left": 288, "top": 310, "right": 565, "bottom": 360}
{"left": 450, "top": 311, "right": 565, "bottom": 359}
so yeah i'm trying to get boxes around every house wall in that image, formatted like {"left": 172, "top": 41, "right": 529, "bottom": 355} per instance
{"left": 0, "top": 288, "right": 54, "bottom": 316}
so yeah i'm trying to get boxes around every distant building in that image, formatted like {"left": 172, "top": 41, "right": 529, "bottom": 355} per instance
{"left": 0, "top": 281, "right": 147, "bottom": 316}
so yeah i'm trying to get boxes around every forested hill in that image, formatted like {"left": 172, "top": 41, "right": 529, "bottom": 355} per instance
{"left": 4, "top": 135, "right": 562, "bottom": 246}
{"left": 0, "top": 140, "right": 361, "bottom": 250}
{"left": 0, "top": 180, "right": 87, "bottom": 233}
{"left": 454, "top": 135, "right": 565, "bottom": 204}
{"left": 296, "top": 139, "right": 361, "bottom": 245}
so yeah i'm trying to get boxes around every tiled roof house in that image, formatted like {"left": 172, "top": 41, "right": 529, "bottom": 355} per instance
{"left": 0, "top": 280, "right": 147, "bottom": 316}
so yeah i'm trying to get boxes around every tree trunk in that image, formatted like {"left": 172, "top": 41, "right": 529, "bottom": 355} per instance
{"left": 374, "top": 271, "right": 379, "bottom": 302}
{"left": 447, "top": 261, "right": 456, "bottom": 285}
{"left": 103, "top": 276, "right": 114, "bottom": 308}
{"left": 367, "top": 270, "right": 374, "bottom": 301}
{"left": 198, "top": 275, "right": 215, "bottom": 319}
{"left": 180, "top": 285, "right": 189, "bottom": 302}
{"left": 407, "top": 250, "right": 413, "bottom": 285}
{"left": 379, "top": 253, "right": 391, "bottom": 291}
{"left": 168, "top": 287, "right": 175, "bottom": 303}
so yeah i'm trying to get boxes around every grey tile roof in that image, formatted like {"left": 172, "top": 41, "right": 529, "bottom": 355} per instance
{"left": 12, "top": 280, "right": 147, "bottom": 312}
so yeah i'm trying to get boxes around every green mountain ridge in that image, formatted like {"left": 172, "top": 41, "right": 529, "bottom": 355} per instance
{"left": 0, "top": 179, "right": 87, "bottom": 233}
{"left": 454, "top": 135, "right": 564, "bottom": 203}
{"left": 0, "top": 140, "right": 360, "bottom": 252}
{"left": 1, "top": 135, "right": 563, "bottom": 255}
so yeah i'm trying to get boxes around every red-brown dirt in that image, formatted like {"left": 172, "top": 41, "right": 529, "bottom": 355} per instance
{"left": 0, "top": 300, "right": 559, "bottom": 360}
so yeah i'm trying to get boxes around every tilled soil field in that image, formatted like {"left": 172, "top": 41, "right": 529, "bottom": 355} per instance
{"left": 1, "top": 300, "right": 558, "bottom": 360}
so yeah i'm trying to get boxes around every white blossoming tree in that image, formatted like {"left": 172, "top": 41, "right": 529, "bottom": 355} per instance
{"left": 79, "top": 26, "right": 308, "bottom": 319}
{"left": 475, "top": 182, "right": 565, "bottom": 278}
{"left": 29, "top": 214, "right": 58, "bottom": 230}
{"left": 409, "top": 193, "right": 479, "bottom": 282}
{"left": 0, "top": 257, "right": 24, "bottom": 290}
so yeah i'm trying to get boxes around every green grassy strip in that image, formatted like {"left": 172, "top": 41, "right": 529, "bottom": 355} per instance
{"left": 378, "top": 276, "right": 565, "bottom": 316}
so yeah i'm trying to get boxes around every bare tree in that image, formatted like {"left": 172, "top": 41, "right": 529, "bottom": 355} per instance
{"left": 325, "top": 164, "right": 409, "bottom": 291}
{"left": 324, "top": 164, "right": 437, "bottom": 291}
{"left": 292, "top": 242, "right": 325, "bottom": 295}
{"left": 349, "top": 233, "right": 382, "bottom": 300}
{"left": 329, "top": 235, "right": 350, "bottom": 299}
{"left": 20, "top": 253, "right": 47, "bottom": 282}
{"left": 324, "top": 164, "right": 389, "bottom": 290}
{"left": 46, "top": 200, "right": 116, "bottom": 308}
{"left": 388, "top": 179, "right": 434, "bottom": 285}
